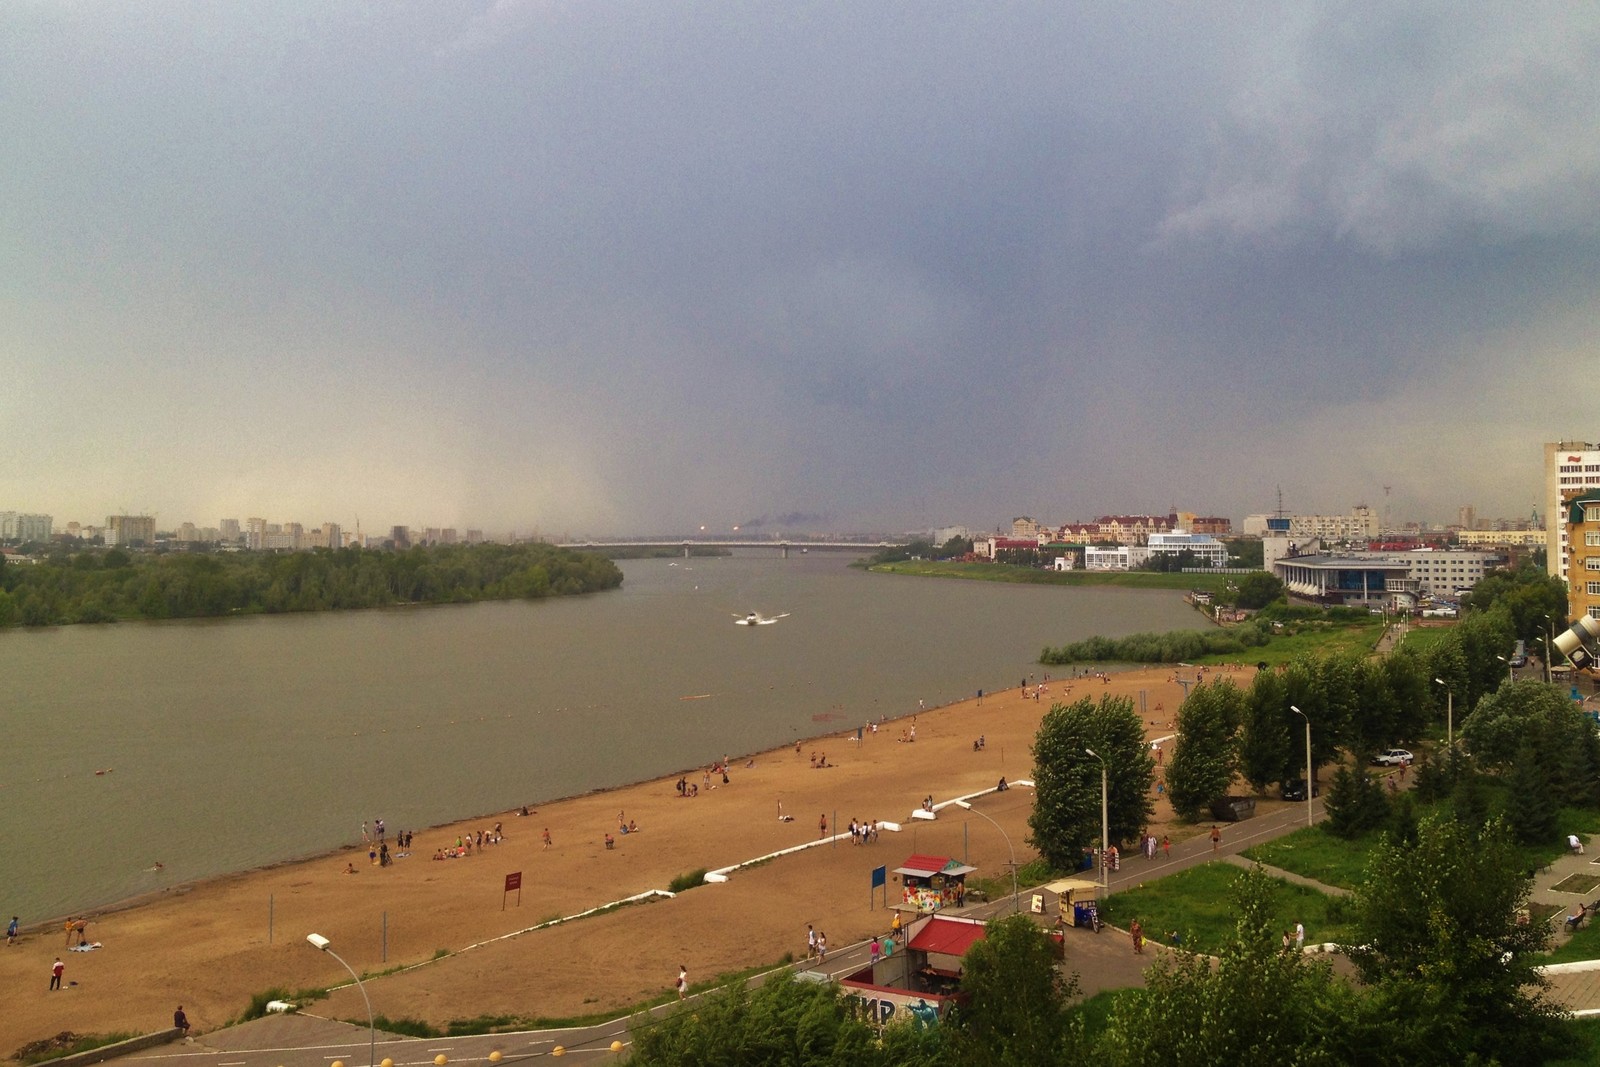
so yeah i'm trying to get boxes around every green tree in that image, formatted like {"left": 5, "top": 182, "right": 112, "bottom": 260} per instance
{"left": 1165, "top": 681, "right": 1240, "bottom": 820}
{"left": 1098, "top": 865, "right": 1359, "bottom": 1065}
{"left": 627, "top": 970, "right": 947, "bottom": 1066}
{"left": 1028, "top": 696, "right": 1154, "bottom": 868}
{"left": 1232, "top": 571, "right": 1284, "bottom": 610}
{"left": 1236, "top": 669, "right": 1291, "bottom": 793}
{"left": 1460, "top": 680, "right": 1600, "bottom": 805}
{"left": 1323, "top": 765, "right": 1389, "bottom": 839}
{"left": 946, "top": 914, "right": 1079, "bottom": 1066}
{"left": 1348, "top": 813, "right": 1561, "bottom": 1065}
{"left": 1505, "top": 741, "right": 1560, "bottom": 846}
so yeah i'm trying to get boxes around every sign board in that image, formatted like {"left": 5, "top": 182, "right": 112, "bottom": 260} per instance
{"left": 503, "top": 871, "right": 522, "bottom": 910}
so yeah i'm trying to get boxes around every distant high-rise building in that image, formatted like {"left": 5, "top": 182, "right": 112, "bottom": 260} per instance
{"left": 391, "top": 526, "right": 411, "bottom": 549}
{"left": 318, "top": 522, "right": 342, "bottom": 550}
{"left": 245, "top": 517, "right": 268, "bottom": 551}
{"left": 220, "top": 518, "right": 241, "bottom": 542}
{"left": 177, "top": 522, "right": 199, "bottom": 542}
{"left": 16, "top": 513, "right": 52, "bottom": 542}
{"left": 441, "top": 528, "right": 458, "bottom": 544}
{"left": 0, "top": 511, "right": 15, "bottom": 540}
{"left": 465, "top": 529, "right": 484, "bottom": 544}
{"left": 1546, "top": 441, "right": 1600, "bottom": 582}
{"left": 1457, "top": 505, "right": 1476, "bottom": 531}
{"left": 105, "top": 514, "right": 155, "bottom": 547}
{"left": 282, "top": 522, "right": 305, "bottom": 550}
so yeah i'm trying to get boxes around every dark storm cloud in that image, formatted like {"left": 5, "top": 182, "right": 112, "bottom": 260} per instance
{"left": 2, "top": 2, "right": 1596, "bottom": 534}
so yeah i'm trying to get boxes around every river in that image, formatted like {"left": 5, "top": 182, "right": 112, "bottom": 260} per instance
{"left": 0, "top": 553, "right": 1206, "bottom": 922}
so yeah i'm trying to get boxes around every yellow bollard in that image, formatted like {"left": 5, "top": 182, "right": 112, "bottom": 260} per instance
{"left": 610, "top": 1040, "right": 624, "bottom": 1053}
{"left": 551, "top": 1047, "right": 564, "bottom": 1057}
{"left": 488, "top": 1053, "right": 502, "bottom": 1063}
{"left": 382, "top": 1060, "right": 394, "bottom": 1067}
{"left": 435, "top": 1056, "right": 448, "bottom": 1066}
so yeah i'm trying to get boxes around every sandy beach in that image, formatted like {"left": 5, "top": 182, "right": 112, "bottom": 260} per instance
{"left": 0, "top": 665, "right": 1241, "bottom": 1057}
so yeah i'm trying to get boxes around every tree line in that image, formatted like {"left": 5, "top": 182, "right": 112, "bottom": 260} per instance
{"left": 0, "top": 543, "right": 623, "bottom": 627}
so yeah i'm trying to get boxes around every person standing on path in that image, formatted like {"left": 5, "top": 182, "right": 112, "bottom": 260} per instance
{"left": 870, "top": 936, "right": 881, "bottom": 965}
{"left": 50, "top": 957, "right": 64, "bottom": 990}
{"left": 1130, "top": 919, "right": 1144, "bottom": 954}
{"left": 819, "top": 814, "right": 828, "bottom": 838}
{"left": 676, "top": 964, "right": 688, "bottom": 1000}
{"left": 1210, "top": 825, "right": 1221, "bottom": 852}
{"left": 807, "top": 925, "right": 817, "bottom": 959}
{"left": 818, "top": 931, "right": 827, "bottom": 962}
{"left": 1161, "top": 835, "right": 1171, "bottom": 859}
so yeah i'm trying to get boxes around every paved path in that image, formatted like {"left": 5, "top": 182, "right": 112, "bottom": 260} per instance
{"left": 1221, "top": 854, "right": 1349, "bottom": 897}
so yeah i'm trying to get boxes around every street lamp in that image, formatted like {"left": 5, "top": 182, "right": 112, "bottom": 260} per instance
{"left": 1497, "top": 655, "right": 1513, "bottom": 684}
{"left": 1289, "top": 705, "right": 1313, "bottom": 829}
{"left": 307, "top": 934, "right": 375, "bottom": 1067}
{"left": 1085, "top": 748, "right": 1108, "bottom": 891}
{"left": 953, "top": 800, "right": 1017, "bottom": 914}
{"left": 1545, "top": 615, "right": 1557, "bottom": 684}
{"left": 1432, "top": 678, "right": 1453, "bottom": 751}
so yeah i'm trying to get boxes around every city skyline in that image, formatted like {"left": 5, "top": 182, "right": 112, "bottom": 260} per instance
{"left": 4, "top": 4, "right": 1597, "bottom": 533}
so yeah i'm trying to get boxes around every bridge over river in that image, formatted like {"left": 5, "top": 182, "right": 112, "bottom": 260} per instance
{"left": 558, "top": 538, "right": 904, "bottom": 557}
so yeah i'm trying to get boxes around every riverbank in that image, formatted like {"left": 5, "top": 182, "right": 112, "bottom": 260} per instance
{"left": 0, "top": 664, "right": 1249, "bottom": 1057}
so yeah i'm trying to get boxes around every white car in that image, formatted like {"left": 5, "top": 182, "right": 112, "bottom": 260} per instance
{"left": 1371, "top": 749, "right": 1413, "bottom": 767}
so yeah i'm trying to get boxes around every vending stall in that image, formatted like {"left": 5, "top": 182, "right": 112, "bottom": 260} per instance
{"left": 893, "top": 854, "right": 978, "bottom": 913}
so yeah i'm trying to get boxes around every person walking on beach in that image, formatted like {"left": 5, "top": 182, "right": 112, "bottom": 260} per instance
{"left": 7, "top": 916, "right": 17, "bottom": 946}
{"left": 50, "top": 957, "right": 64, "bottom": 990}
{"left": 542, "top": 828, "right": 552, "bottom": 850}
{"left": 817, "top": 931, "right": 827, "bottom": 962}
{"left": 819, "top": 814, "right": 828, "bottom": 838}
{"left": 807, "top": 924, "right": 817, "bottom": 959}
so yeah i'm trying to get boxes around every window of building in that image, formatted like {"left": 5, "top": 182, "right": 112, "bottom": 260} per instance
{"left": 1589, "top": 581, "right": 1600, "bottom": 596}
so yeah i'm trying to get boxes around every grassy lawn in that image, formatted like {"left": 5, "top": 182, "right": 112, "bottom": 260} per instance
{"left": 868, "top": 560, "right": 1231, "bottom": 595}
{"left": 1192, "top": 621, "right": 1386, "bottom": 667}
{"left": 1242, "top": 826, "right": 1378, "bottom": 891}
{"left": 1098, "top": 861, "right": 1354, "bottom": 954}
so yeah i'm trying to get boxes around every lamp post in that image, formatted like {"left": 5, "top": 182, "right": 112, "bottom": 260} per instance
{"left": 1289, "top": 705, "right": 1313, "bottom": 829}
{"left": 1432, "top": 678, "right": 1453, "bottom": 752}
{"left": 1545, "top": 615, "right": 1557, "bottom": 684}
{"left": 954, "top": 800, "right": 1017, "bottom": 914}
{"left": 1086, "top": 748, "right": 1108, "bottom": 891}
{"left": 1497, "top": 655, "right": 1513, "bottom": 684}
{"left": 307, "top": 934, "right": 375, "bottom": 1067}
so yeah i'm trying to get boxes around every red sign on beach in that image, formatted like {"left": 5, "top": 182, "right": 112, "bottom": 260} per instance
{"left": 505, "top": 872, "right": 522, "bottom": 892}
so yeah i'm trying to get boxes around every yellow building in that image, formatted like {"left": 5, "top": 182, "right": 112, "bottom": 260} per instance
{"left": 1568, "top": 490, "right": 1600, "bottom": 626}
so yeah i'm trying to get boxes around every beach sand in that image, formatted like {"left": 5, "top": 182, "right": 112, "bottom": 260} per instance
{"left": 0, "top": 665, "right": 1243, "bottom": 1056}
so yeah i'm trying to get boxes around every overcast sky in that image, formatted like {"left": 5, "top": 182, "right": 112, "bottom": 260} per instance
{"left": 4, "top": 2, "right": 1597, "bottom": 537}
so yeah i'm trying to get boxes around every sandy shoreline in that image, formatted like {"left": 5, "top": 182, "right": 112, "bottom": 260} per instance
{"left": 0, "top": 664, "right": 1244, "bottom": 1058}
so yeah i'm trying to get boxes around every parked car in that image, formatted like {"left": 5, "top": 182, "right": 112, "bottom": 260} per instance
{"left": 1281, "top": 778, "right": 1320, "bottom": 801}
{"left": 1371, "top": 749, "right": 1413, "bottom": 767}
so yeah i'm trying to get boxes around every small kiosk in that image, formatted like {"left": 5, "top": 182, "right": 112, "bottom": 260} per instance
{"left": 838, "top": 914, "right": 987, "bottom": 1027}
{"left": 1041, "top": 877, "right": 1102, "bottom": 929}
{"left": 893, "top": 854, "right": 978, "bottom": 913}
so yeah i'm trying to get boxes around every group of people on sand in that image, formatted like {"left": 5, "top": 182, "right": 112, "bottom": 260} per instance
{"left": 847, "top": 818, "right": 880, "bottom": 844}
